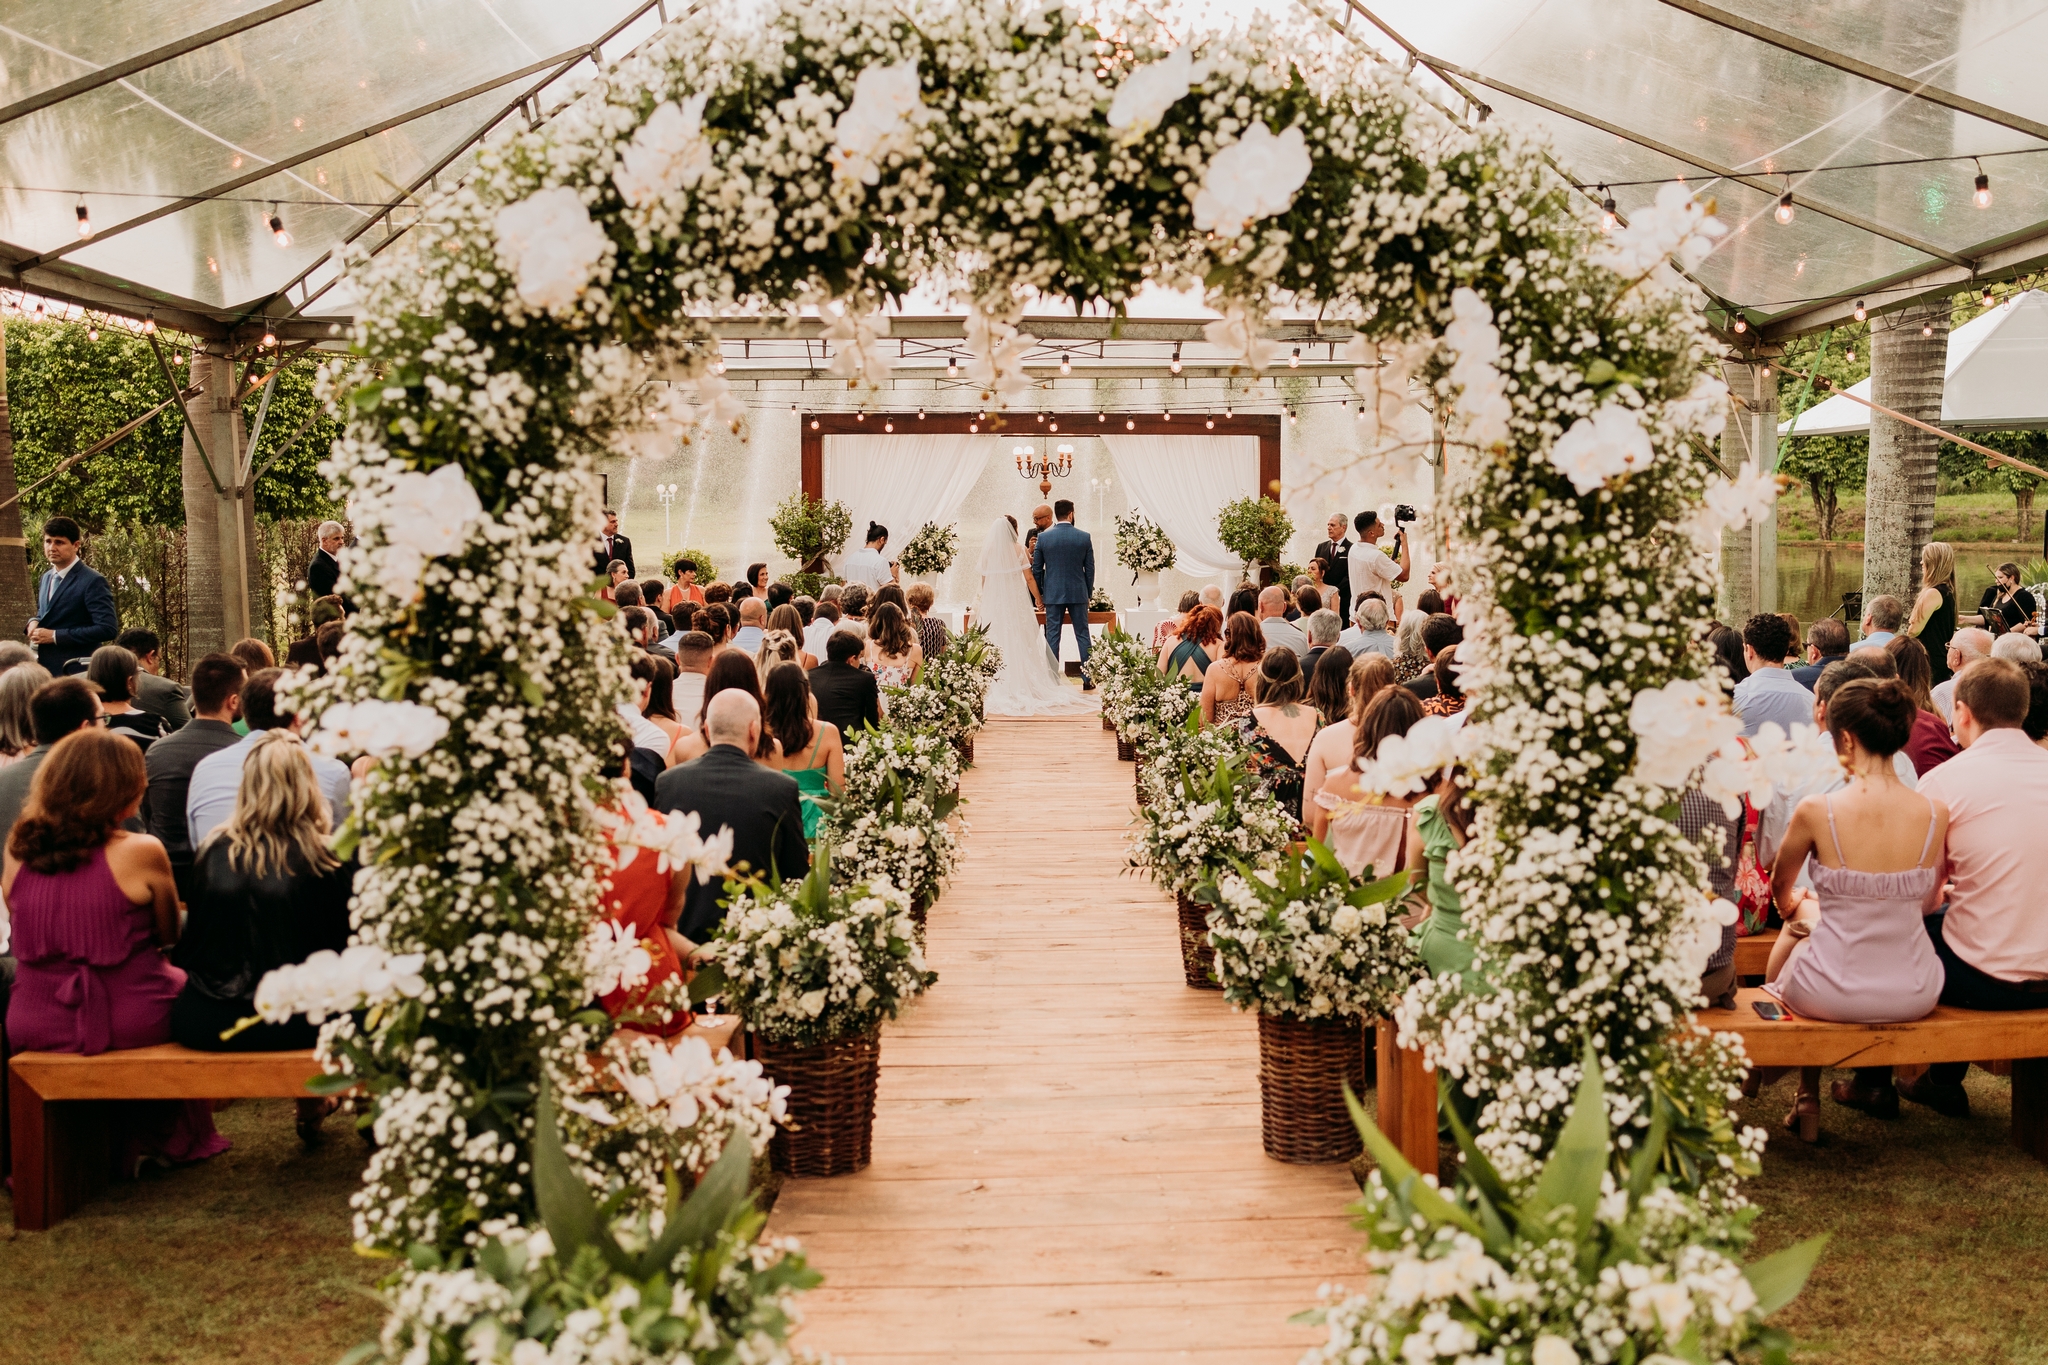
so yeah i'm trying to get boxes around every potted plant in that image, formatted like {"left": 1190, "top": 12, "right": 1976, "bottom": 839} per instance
{"left": 1202, "top": 843, "right": 1414, "bottom": 1163}
{"left": 767, "top": 492, "right": 852, "bottom": 575}
{"left": 705, "top": 851, "right": 935, "bottom": 1176}
{"left": 1083, "top": 628, "right": 1155, "bottom": 754}
{"left": 824, "top": 765, "right": 962, "bottom": 931}
{"left": 897, "top": 520, "right": 959, "bottom": 591}
{"left": 1216, "top": 495, "right": 1295, "bottom": 586}
{"left": 841, "top": 724, "right": 964, "bottom": 804}
{"left": 1113, "top": 511, "right": 1176, "bottom": 609}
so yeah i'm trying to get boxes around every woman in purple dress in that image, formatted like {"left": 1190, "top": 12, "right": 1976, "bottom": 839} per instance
{"left": 5, "top": 728, "right": 230, "bottom": 1169}
{"left": 1765, "top": 678, "right": 1949, "bottom": 1141}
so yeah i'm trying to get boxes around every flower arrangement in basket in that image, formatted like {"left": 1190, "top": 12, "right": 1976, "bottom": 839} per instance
{"left": 360, "top": 1089, "right": 816, "bottom": 1365}
{"left": 1113, "top": 511, "right": 1176, "bottom": 574}
{"left": 1083, "top": 627, "right": 1149, "bottom": 705}
{"left": 842, "top": 724, "right": 963, "bottom": 805}
{"left": 821, "top": 764, "right": 963, "bottom": 916}
{"left": 704, "top": 852, "right": 936, "bottom": 1176}
{"left": 883, "top": 678, "right": 977, "bottom": 752}
{"left": 1138, "top": 706, "right": 1246, "bottom": 807}
{"left": 1128, "top": 752, "right": 1297, "bottom": 900}
{"left": 1303, "top": 1041, "right": 1825, "bottom": 1365}
{"left": 897, "top": 521, "right": 959, "bottom": 576}
{"left": 928, "top": 624, "right": 1001, "bottom": 721}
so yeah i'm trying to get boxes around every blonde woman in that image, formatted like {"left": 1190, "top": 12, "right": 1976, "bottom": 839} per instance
{"left": 0, "top": 662, "right": 51, "bottom": 766}
{"left": 756, "top": 626, "right": 804, "bottom": 678}
{"left": 1908, "top": 540, "right": 1959, "bottom": 684}
{"left": 170, "top": 730, "right": 354, "bottom": 1054}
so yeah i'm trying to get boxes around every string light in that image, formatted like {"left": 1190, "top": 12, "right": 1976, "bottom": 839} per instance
{"left": 884, "top": 420, "right": 894, "bottom": 432}
{"left": 1598, "top": 185, "right": 1617, "bottom": 233}
{"left": 1098, "top": 412, "right": 1105, "bottom": 422}
{"left": 1124, "top": 418, "right": 1135, "bottom": 430}
{"left": 174, "top": 351, "right": 184, "bottom": 365}
{"left": 31, "top": 298, "right": 44, "bottom": 319}
{"left": 1732, "top": 316, "right": 1747, "bottom": 333}
{"left": 1162, "top": 410, "right": 1171, "bottom": 421}
{"left": 269, "top": 205, "right": 290, "bottom": 247}
{"left": 791, "top": 402, "right": 798, "bottom": 411}
{"left": 87, "top": 322, "right": 98, "bottom": 341}
{"left": 261, "top": 328, "right": 276, "bottom": 347}
{"left": 917, "top": 408, "right": 925, "bottom": 419}
{"left": 1853, "top": 299, "right": 1866, "bottom": 322}
{"left": 810, "top": 418, "right": 819, "bottom": 429}
{"left": 1168, "top": 343, "right": 1182, "bottom": 374}
{"left": 1774, "top": 180, "right": 1795, "bottom": 225}
{"left": 75, "top": 199, "right": 91, "bottom": 238}
{"left": 1975, "top": 160, "right": 1992, "bottom": 208}
{"left": 1922, "top": 322, "right": 1933, "bottom": 338}
{"left": 1759, "top": 364, "right": 1771, "bottom": 378}
{"left": 854, "top": 411, "right": 863, "bottom": 421}
{"left": 1049, "top": 420, "right": 1058, "bottom": 431}
{"left": 142, "top": 313, "right": 156, "bottom": 334}
{"left": 1288, "top": 347, "right": 1300, "bottom": 369}
{"left": 1059, "top": 354, "right": 1071, "bottom": 375}
{"left": 1205, "top": 415, "right": 1215, "bottom": 429}
{"left": 968, "top": 420, "right": 978, "bottom": 432}
{"left": 1983, "top": 284, "right": 1996, "bottom": 308}
{"left": 1844, "top": 345, "right": 1855, "bottom": 363}
{"left": 1224, "top": 405, "right": 1233, "bottom": 419}
{"left": 945, "top": 358, "right": 958, "bottom": 377}
{"left": 1287, "top": 408, "right": 1298, "bottom": 425}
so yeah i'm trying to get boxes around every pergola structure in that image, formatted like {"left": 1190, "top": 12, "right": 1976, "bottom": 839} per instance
{"left": 0, "top": 0, "right": 2041, "bottom": 626}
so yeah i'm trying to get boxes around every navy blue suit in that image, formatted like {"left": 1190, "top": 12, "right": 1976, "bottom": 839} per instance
{"left": 1031, "top": 519, "right": 1096, "bottom": 663}
{"left": 34, "top": 560, "right": 118, "bottom": 674}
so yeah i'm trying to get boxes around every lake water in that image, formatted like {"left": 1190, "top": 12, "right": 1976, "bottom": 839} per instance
{"left": 1776, "top": 545, "right": 2006, "bottom": 630}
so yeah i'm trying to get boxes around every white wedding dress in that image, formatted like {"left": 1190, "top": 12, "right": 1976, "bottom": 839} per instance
{"left": 974, "top": 517, "right": 1099, "bottom": 718}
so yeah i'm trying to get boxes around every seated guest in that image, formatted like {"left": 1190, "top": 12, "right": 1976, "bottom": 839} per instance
{"left": 619, "top": 652, "right": 681, "bottom": 760}
{"left": 188, "top": 669, "right": 350, "bottom": 847}
{"left": 1855, "top": 594, "right": 1904, "bottom": 651}
{"left": 767, "top": 603, "right": 817, "bottom": 668}
{"left": 671, "top": 631, "right": 714, "bottom": 722}
{"left": 656, "top": 690, "right": 809, "bottom": 943}
{"left": 1415, "top": 588, "right": 1446, "bottom": 616}
{"left": 1993, "top": 633, "right": 2043, "bottom": 664}
{"left": 599, "top": 559, "right": 631, "bottom": 601}
{"left": 1199, "top": 613, "right": 1267, "bottom": 726}
{"left": 698, "top": 601, "right": 734, "bottom": 648}
{"left": 612, "top": 580, "right": 646, "bottom": 613}
{"left": 1256, "top": 586, "right": 1308, "bottom": 657}
{"left": 1233, "top": 648, "right": 1320, "bottom": 820}
{"left": 118, "top": 628, "right": 191, "bottom": 728}
{"left": 1309, "top": 686, "right": 1425, "bottom": 878}
{"left": 872, "top": 583, "right": 908, "bottom": 614}
{"left": 1405, "top": 766, "right": 1479, "bottom": 985}
{"left": 1308, "top": 640, "right": 1353, "bottom": 728}
{"left": 1419, "top": 644, "right": 1466, "bottom": 718}
{"left": 865, "top": 602, "right": 924, "bottom": 687}
{"left": 1391, "top": 610, "right": 1431, "bottom": 684}
{"left": 756, "top": 627, "right": 804, "bottom": 678}
{"left": 1789, "top": 617, "right": 1850, "bottom": 691}
{"left": 670, "top": 652, "right": 775, "bottom": 765}
{"left": 765, "top": 582, "right": 793, "bottom": 612}
{"left": 0, "top": 662, "right": 51, "bottom": 768}
{"left": 761, "top": 661, "right": 844, "bottom": 840}
{"left": 907, "top": 583, "right": 950, "bottom": 659}
{"left": 662, "top": 557, "right": 706, "bottom": 612}
{"left": 1766, "top": 678, "right": 1948, "bottom": 1136}
{"left": 230, "top": 637, "right": 275, "bottom": 673}
{"left": 730, "top": 597, "right": 768, "bottom": 655}
{"left": 144, "top": 654, "right": 245, "bottom": 905}
{"left": 809, "top": 630, "right": 882, "bottom": 739}
{"left": 0, "top": 675, "right": 102, "bottom": 840}
{"left": 622, "top": 605, "right": 667, "bottom": 660}
{"left": 1161, "top": 605, "right": 1222, "bottom": 683}
{"left": 595, "top": 741, "right": 694, "bottom": 1038}
{"left": 1705, "top": 622, "right": 1747, "bottom": 696}
{"left": 1304, "top": 654, "right": 1394, "bottom": 812}
{"left": 639, "top": 580, "right": 675, "bottom": 635}
{"left": 6, "top": 728, "right": 230, "bottom": 1165}
{"left": 1893, "top": 658, "right": 2048, "bottom": 1117}
{"left": 90, "top": 645, "right": 163, "bottom": 753}
{"left": 1681, "top": 782, "right": 1743, "bottom": 1010}
{"left": 1732, "top": 612, "right": 1812, "bottom": 737}
{"left": 316, "top": 620, "right": 345, "bottom": 673}
{"left": 818, "top": 583, "right": 843, "bottom": 606}
{"left": 838, "top": 583, "right": 871, "bottom": 638}
{"left": 171, "top": 730, "right": 354, "bottom": 1052}
{"left": 0, "top": 640, "right": 37, "bottom": 673}
{"left": 1934, "top": 628, "right": 1994, "bottom": 719}
{"left": 1301, "top": 609, "right": 1343, "bottom": 677}
{"left": 2027, "top": 660, "right": 2048, "bottom": 749}
{"left": 1403, "top": 614, "right": 1464, "bottom": 701}
{"left": 703, "top": 580, "right": 734, "bottom": 606}
{"left": 640, "top": 653, "right": 690, "bottom": 753}
{"left": 286, "top": 597, "right": 346, "bottom": 670}
{"left": 1153, "top": 590, "right": 1199, "bottom": 652}
{"left": 1778, "top": 613, "right": 1804, "bottom": 667}
{"left": 1885, "top": 635, "right": 1959, "bottom": 774}
{"left": 1294, "top": 584, "right": 1323, "bottom": 627}
{"left": 802, "top": 600, "right": 840, "bottom": 662}
{"left": 1226, "top": 584, "right": 1259, "bottom": 620}
{"left": 1341, "top": 596, "right": 1397, "bottom": 660}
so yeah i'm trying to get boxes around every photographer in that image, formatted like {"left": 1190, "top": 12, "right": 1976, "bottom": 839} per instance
{"left": 1347, "top": 507, "right": 1413, "bottom": 608}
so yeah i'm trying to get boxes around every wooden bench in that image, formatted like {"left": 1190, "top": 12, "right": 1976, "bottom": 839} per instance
{"left": 7, "top": 1016, "right": 744, "bottom": 1231}
{"left": 1733, "top": 929, "right": 1778, "bottom": 977}
{"left": 1375, "top": 989, "right": 2048, "bottom": 1180}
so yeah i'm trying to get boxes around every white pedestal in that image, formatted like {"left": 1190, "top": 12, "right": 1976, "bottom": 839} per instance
{"left": 1121, "top": 608, "right": 1173, "bottom": 649}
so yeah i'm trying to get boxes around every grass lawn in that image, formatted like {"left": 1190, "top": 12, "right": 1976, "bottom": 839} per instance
{"left": 1778, "top": 489, "right": 2042, "bottom": 551}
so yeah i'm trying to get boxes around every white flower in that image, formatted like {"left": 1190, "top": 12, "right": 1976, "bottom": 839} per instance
{"left": 1202, "top": 302, "right": 1278, "bottom": 374}
{"left": 612, "top": 94, "right": 712, "bottom": 207}
{"left": 369, "top": 461, "right": 485, "bottom": 599}
{"left": 253, "top": 945, "right": 427, "bottom": 1024}
{"left": 1627, "top": 677, "right": 1740, "bottom": 788}
{"left": 1666, "top": 371, "right": 1729, "bottom": 440}
{"left": 310, "top": 699, "right": 450, "bottom": 760}
{"left": 963, "top": 308, "right": 1033, "bottom": 405}
{"left": 1702, "top": 465, "right": 1782, "bottom": 534}
{"left": 829, "top": 58, "right": 920, "bottom": 184}
{"left": 583, "top": 919, "right": 654, "bottom": 998}
{"left": 1443, "top": 288, "right": 1511, "bottom": 449}
{"left": 1108, "top": 47, "right": 1202, "bottom": 135}
{"left": 1533, "top": 1333, "right": 1581, "bottom": 1365}
{"left": 1600, "top": 181, "right": 1727, "bottom": 274}
{"left": 1629, "top": 1278, "right": 1695, "bottom": 1344}
{"left": 823, "top": 306, "right": 893, "bottom": 386}
{"left": 1356, "top": 714, "right": 1460, "bottom": 797}
{"left": 1190, "top": 123, "right": 1311, "bottom": 237}
{"left": 1700, "top": 721, "right": 1840, "bottom": 816}
{"left": 1330, "top": 905, "right": 1362, "bottom": 936}
{"left": 493, "top": 186, "right": 609, "bottom": 313}
{"left": 1550, "top": 402, "right": 1655, "bottom": 494}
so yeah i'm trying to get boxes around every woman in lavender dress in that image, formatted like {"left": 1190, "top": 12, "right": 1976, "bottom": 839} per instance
{"left": 5, "top": 728, "right": 230, "bottom": 1170}
{"left": 1765, "top": 678, "right": 1948, "bottom": 1141}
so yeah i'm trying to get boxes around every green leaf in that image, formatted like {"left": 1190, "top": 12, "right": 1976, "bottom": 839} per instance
{"left": 330, "top": 815, "right": 361, "bottom": 863}
{"left": 633, "top": 1130, "right": 755, "bottom": 1278}
{"left": 1583, "top": 358, "right": 1617, "bottom": 387}
{"left": 1744, "top": 1233, "right": 1830, "bottom": 1316}
{"left": 1626, "top": 1095, "right": 1672, "bottom": 1202}
{"left": 303, "top": 1070, "right": 358, "bottom": 1096}
{"left": 1341, "top": 1085, "right": 1480, "bottom": 1236}
{"left": 1533, "top": 1037, "right": 1608, "bottom": 1237}
{"left": 532, "top": 1076, "right": 631, "bottom": 1274}
{"left": 686, "top": 962, "right": 730, "bottom": 1003}
{"left": 404, "top": 1243, "right": 442, "bottom": 1272}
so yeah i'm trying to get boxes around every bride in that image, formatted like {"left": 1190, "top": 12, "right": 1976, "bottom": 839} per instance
{"left": 974, "top": 515, "right": 1099, "bottom": 718}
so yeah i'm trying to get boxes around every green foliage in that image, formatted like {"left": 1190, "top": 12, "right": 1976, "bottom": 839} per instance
{"left": 1779, "top": 436, "right": 1866, "bottom": 542}
{"left": 767, "top": 492, "right": 852, "bottom": 568}
{"left": 4, "top": 320, "right": 340, "bottom": 529}
{"left": 1215, "top": 495, "right": 1293, "bottom": 569}
{"left": 1938, "top": 431, "right": 2046, "bottom": 539}
{"left": 1775, "top": 325, "right": 1870, "bottom": 545}
{"left": 662, "top": 545, "right": 719, "bottom": 582}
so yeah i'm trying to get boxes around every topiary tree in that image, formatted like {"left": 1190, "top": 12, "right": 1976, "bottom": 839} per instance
{"left": 768, "top": 491, "right": 853, "bottom": 574}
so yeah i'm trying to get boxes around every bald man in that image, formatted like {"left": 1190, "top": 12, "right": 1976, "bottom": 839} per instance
{"left": 655, "top": 689, "right": 808, "bottom": 942}
{"left": 1031, "top": 504, "right": 1054, "bottom": 533}
{"left": 1257, "top": 584, "right": 1308, "bottom": 656}
{"left": 731, "top": 596, "right": 768, "bottom": 654}
{"left": 1934, "top": 627, "right": 1994, "bottom": 721}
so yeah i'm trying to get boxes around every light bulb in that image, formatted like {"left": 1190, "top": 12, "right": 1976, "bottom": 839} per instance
{"left": 884, "top": 421, "right": 894, "bottom": 432}
{"left": 31, "top": 299, "right": 44, "bottom": 319}
{"left": 1162, "top": 410, "right": 1171, "bottom": 421}
{"left": 87, "top": 325, "right": 98, "bottom": 341}
{"left": 1600, "top": 194, "right": 1617, "bottom": 233}
{"left": 1775, "top": 191, "right": 1794, "bottom": 225}
{"left": 917, "top": 408, "right": 925, "bottom": 419}
{"left": 142, "top": 314, "right": 156, "bottom": 334}
{"left": 855, "top": 411, "right": 863, "bottom": 421}
{"left": 1169, "top": 343, "right": 1183, "bottom": 374}
{"left": 1098, "top": 412, "right": 1105, "bottom": 422}
{"left": 1288, "top": 409, "right": 1298, "bottom": 424}
{"left": 270, "top": 210, "right": 290, "bottom": 247}
{"left": 1224, "top": 406, "right": 1233, "bottom": 419}
{"left": 1984, "top": 285, "right": 1996, "bottom": 307}
{"left": 1844, "top": 347, "right": 1855, "bottom": 363}
{"left": 1059, "top": 355, "right": 1071, "bottom": 375}
{"left": 1125, "top": 418, "right": 1135, "bottom": 430}
{"left": 1733, "top": 317, "right": 1748, "bottom": 334}
{"left": 1288, "top": 347, "right": 1300, "bottom": 369}
{"left": 1760, "top": 365, "right": 1771, "bottom": 378}
{"left": 1205, "top": 417, "right": 1215, "bottom": 429}
{"left": 262, "top": 329, "right": 276, "bottom": 348}
{"left": 1853, "top": 300, "right": 1866, "bottom": 322}
{"left": 1049, "top": 421, "right": 1058, "bottom": 431}
{"left": 810, "top": 418, "right": 819, "bottom": 429}
{"left": 1922, "top": 323, "right": 1933, "bottom": 338}
{"left": 174, "top": 351, "right": 184, "bottom": 365}
{"left": 791, "top": 402, "right": 798, "bottom": 411}
{"left": 75, "top": 202, "right": 92, "bottom": 238}
{"left": 1975, "top": 171, "right": 1992, "bottom": 208}
{"left": 945, "top": 359, "right": 958, "bottom": 377}
{"left": 968, "top": 421, "right": 978, "bottom": 432}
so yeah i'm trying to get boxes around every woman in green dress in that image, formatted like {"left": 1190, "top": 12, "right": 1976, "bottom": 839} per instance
{"left": 761, "top": 661, "right": 843, "bottom": 840}
{"left": 1403, "top": 765, "right": 1478, "bottom": 985}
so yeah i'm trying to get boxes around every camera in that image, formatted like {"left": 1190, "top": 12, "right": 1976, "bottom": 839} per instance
{"left": 1393, "top": 504, "right": 1417, "bottom": 525}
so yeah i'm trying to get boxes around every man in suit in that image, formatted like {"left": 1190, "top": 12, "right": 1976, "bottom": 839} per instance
{"left": 142, "top": 653, "right": 245, "bottom": 905}
{"left": 1313, "top": 512, "right": 1353, "bottom": 613}
{"left": 808, "top": 630, "right": 881, "bottom": 736}
{"left": 1031, "top": 499, "right": 1096, "bottom": 688}
{"left": 594, "top": 509, "right": 635, "bottom": 579}
{"left": 118, "top": 627, "right": 191, "bottom": 729}
{"left": 28, "top": 516, "right": 118, "bottom": 674}
{"left": 286, "top": 597, "right": 346, "bottom": 670}
{"left": 307, "top": 520, "right": 346, "bottom": 599}
{"left": 656, "top": 690, "right": 809, "bottom": 943}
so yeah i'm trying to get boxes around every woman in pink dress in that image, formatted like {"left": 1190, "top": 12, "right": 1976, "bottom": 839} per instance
{"left": 5, "top": 728, "right": 230, "bottom": 1169}
{"left": 1765, "top": 678, "right": 1948, "bottom": 1141}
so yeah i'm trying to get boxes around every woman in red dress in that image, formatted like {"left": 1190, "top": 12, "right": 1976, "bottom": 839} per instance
{"left": 594, "top": 790, "right": 698, "bottom": 1037}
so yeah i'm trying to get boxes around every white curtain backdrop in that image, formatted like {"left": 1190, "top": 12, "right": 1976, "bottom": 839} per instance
{"left": 822, "top": 433, "right": 986, "bottom": 563}
{"left": 1100, "top": 434, "right": 1259, "bottom": 576}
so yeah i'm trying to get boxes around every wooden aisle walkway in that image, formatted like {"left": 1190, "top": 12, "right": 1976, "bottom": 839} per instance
{"left": 766, "top": 713, "right": 1366, "bottom": 1363}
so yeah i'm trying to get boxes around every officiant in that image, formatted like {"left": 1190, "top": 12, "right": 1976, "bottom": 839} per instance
{"left": 1313, "top": 512, "right": 1353, "bottom": 613}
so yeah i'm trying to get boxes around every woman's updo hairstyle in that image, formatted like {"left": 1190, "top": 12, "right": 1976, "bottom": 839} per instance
{"left": 1251, "top": 646, "right": 1306, "bottom": 706}
{"left": 1824, "top": 677, "right": 1916, "bottom": 758}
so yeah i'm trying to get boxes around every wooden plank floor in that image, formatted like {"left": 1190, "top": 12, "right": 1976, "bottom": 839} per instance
{"left": 767, "top": 713, "right": 1365, "bottom": 1363}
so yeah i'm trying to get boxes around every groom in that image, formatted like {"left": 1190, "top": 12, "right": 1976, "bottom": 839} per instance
{"left": 1031, "top": 500, "right": 1096, "bottom": 689}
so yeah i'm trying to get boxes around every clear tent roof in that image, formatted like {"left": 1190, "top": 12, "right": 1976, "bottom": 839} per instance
{"left": 0, "top": 0, "right": 2043, "bottom": 347}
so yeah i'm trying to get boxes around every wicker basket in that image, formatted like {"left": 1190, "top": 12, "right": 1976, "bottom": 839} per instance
{"left": 1133, "top": 762, "right": 1150, "bottom": 809}
{"left": 1102, "top": 715, "right": 1115, "bottom": 732}
{"left": 754, "top": 1029, "right": 882, "bottom": 1177}
{"left": 910, "top": 893, "right": 929, "bottom": 933}
{"left": 1175, "top": 892, "right": 1221, "bottom": 990}
{"left": 1257, "top": 1012, "right": 1367, "bottom": 1164}
{"left": 955, "top": 735, "right": 975, "bottom": 765}
{"left": 1116, "top": 736, "right": 1136, "bottom": 762}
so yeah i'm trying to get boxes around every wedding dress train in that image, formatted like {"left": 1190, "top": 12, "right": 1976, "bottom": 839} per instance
{"left": 974, "top": 517, "right": 1099, "bottom": 718}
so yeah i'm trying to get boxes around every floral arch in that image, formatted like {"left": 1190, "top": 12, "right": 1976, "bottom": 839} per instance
{"left": 301, "top": 0, "right": 1802, "bottom": 1355}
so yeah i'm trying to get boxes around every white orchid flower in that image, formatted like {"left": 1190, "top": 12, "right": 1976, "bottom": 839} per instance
{"left": 612, "top": 94, "right": 712, "bottom": 208}
{"left": 1550, "top": 402, "right": 1656, "bottom": 494}
{"left": 1107, "top": 47, "right": 1203, "bottom": 135}
{"left": 1190, "top": 122, "right": 1312, "bottom": 237}
{"left": 493, "top": 186, "right": 609, "bottom": 313}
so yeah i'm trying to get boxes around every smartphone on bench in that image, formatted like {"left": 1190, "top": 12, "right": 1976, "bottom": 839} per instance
{"left": 1752, "top": 1000, "right": 1785, "bottom": 1021}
